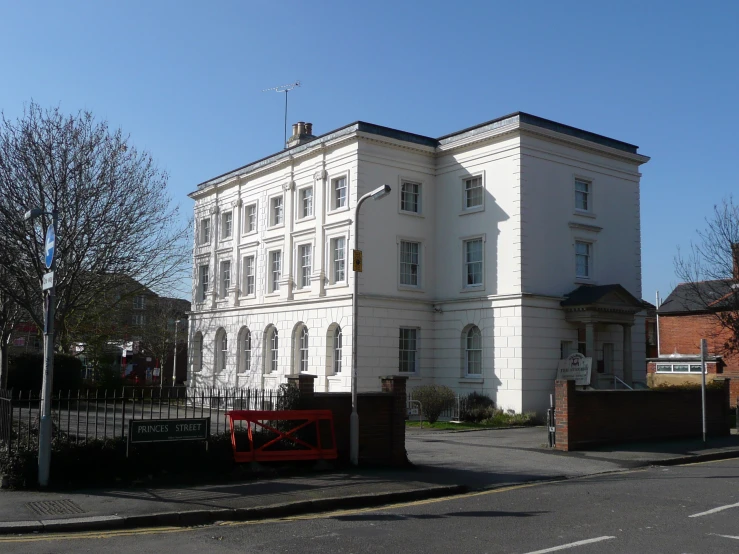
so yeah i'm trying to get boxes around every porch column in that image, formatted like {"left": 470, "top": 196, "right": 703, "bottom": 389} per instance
{"left": 585, "top": 322, "right": 595, "bottom": 359}
{"left": 622, "top": 323, "right": 633, "bottom": 385}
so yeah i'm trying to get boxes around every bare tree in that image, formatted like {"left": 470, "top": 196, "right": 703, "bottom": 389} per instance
{"left": 0, "top": 288, "right": 22, "bottom": 389}
{"left": 137, "top": 297, "right": 189, "bottom": 385}
{"left": 0, "top": 102, "right": 191, "bottom": 354}
{"left": 674, "top": 196, "right": 739, "bottom": 354}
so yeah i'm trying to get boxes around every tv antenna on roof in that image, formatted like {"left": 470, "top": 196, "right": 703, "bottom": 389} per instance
{"left": 263, "top": 80, "right": 301, "bottom": 149}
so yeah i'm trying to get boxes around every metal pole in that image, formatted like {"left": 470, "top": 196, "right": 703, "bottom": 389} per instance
{"left": 38, "top": 209, "right": 57, "bottom": 487}
{"left": 172, "top": 320, "right": 179, "bottom": 387}
{"left": 284, "top": 91, "right": 288, "bottom": 148}
{"left": 700, "top": 338, "right": 707, "bottom": 444}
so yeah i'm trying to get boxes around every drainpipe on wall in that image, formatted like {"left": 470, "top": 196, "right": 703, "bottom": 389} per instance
{"left": 655, "top": 290, "right": 661, "bottom": 358}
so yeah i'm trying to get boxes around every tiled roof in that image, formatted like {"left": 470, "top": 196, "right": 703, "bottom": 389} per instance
{"left": 659, "top": 280, "right": 738, "bottom": 314}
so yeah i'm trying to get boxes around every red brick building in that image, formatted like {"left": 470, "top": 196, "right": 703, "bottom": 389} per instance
{"left": 648, "top": 246, "right": 739, "bottom": 405}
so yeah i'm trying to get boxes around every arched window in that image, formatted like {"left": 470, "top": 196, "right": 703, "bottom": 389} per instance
{"left": 243, "top": 329, "right": 251, "bottom": 372}
{"left": 299, "top": 326, "right": 309, "bottom": 373}
{"left": 193, "top": 331, "right": 203, "bottom": 372}
{"left": 333, "top": 327, "right": 342, "bottom": 373}
{"left": 237, "top": 327, "right": 251, "bottom": 373}
{"left": 269, "top": 328, "right": 279, "bottom": 373}
{"left": 215, "top": 329, "right": 228, "bottom": 373}
{"left": 465, "top": 326, "right": 482, "bottom": 376}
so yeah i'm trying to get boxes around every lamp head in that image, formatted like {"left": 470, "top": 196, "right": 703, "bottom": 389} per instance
{"left": 24, "top": 207, "right": 43, "bottom": 221}
{"left": 370, "top": 184, "right": 391, "bottom": 201}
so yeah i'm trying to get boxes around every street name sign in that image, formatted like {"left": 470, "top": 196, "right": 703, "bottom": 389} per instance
{"left": 129, "top": 418, "right": 210, "bottom": 443}
{"left": 556, "top": 353, "right": 592, "bottom": 386}
{"left": 44, "top": 224, "right": 55, "bottom": 269}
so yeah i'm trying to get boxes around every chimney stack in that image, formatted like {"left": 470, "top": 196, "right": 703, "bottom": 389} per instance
{"left": 286, "top": 121, "right": 316, "bottom": 149}
{"left": 732, "top": 242, "right": 739, "bottom": 280}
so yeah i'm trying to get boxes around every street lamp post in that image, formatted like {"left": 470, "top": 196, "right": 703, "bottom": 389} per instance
{"left": 24, "top": 206, "right": 58, "bottom": 488}
{"left": 172, "top": 319, "right": 181, "bottom": 386}
{"left": 350, "top": 184, "right": 391, "bottom": 466}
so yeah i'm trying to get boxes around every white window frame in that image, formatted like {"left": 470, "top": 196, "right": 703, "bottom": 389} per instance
{"left": 462, "top": 235, "right": 485, "bottom": 291}
{"left": 465, "top": 326, "right": 482, "bottom": 376}
{"left": 399, "top": 179, "right": 422, "bottom": 215}
{"left": 333, "top": 326, "right": 342, "bottom": 374}
{"left": 199, "top": 217, "right": 211, "bottom": 245}
{"left": 241, "top": 328, "right": 251, "bottom": 373}
{"left": 655, "top": 363, "right": 705, "bottom": 374}
{"left": 398, "top": 327, "right": 419, "bottom": 374}
{"left": 219, "top": 259, "right": 231, "bottom": 299}
{"left": 132, "top": 313, "right": 145, "bottom": 327}
{"left": 133, "top": 295, "right": 146, "bottom": 310}
{"left": 221, "top": 210, "right": 233, "bottom": 240}
{"left": 242, "top": 254, "right": 255, "bottom": 297}
{"left": 575, "top": 240, "right": 593, "bottom": 280}
{"left": 269, "top": 194, "right": 284, "bottom": 228}
{"left": 268, "top": 249, "right": 282, "bottom": 293}
{"left": 462, "top": 174, "right": 484, "bottom": 213}
{"left": 296, "top": 242, "right": 313, "bottom": 290}
{"left": 218, "top": 332, "right": 228, "bottom": 372}
{"left": 297, "top": 326, "right": 309, "bottom": 373}
{"left": 328, "top": 234, "right": 347, "bottom": 286}
{"left": 298, "top": 186, "right": 314, "bottom": 220}
{"left": 574, "top": 177, "right": 593, "bottom": 214}
{"left": 243, "top": 203, "right": 257, "bottom": 235}
{"left": 329, "top": 175, "right": 349, "bottom": 213}
{"left": 398, "top": 238, "right": 422, "bottom": 290}
{"left": 266, "top": 327, "right": 278, "bottom": 373}
{"left": 198, "top": 264, "right": 209, "bottom": 302}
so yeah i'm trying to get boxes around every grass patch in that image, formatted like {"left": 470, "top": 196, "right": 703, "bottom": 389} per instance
{"left": 406, "top": 411, "right": 538, "bottom": 430}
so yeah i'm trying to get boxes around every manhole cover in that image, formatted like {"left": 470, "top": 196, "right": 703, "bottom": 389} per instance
{"left": 26, "top": 500, "right": 86, "bottom": 516}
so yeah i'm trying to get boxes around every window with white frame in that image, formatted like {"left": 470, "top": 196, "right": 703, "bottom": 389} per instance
{"left": 399, "top": 328, "right": 418, "bottom": 373}
{"left": 464, "top": 238, "right": 483, "bottom": 287}
{"left": 132, "top": 313, "right": 145, "bottom": 326}
{"left": 465, "top": 326, "right": 482, "bottom": 376}
{"left": 331, "top": 237, "right": 346, "bottom": 283}
{"left": 656, "top": 363, "right": 704, "bottom": 373}
{"left": 245, "top": 203, "right": 257, "bottom": 234}
{"left": 332, "top": 177, "right": 347, "bottom": 210}
{"left": 270, "top": 251, "right": 281, "bottom": 292}
{"left": 400, "top": 181, "right": 421, "bottom": 213}
{"left": 242, "top": 329, "right": 251, "bottom": 372}
{"left": 221, "top": 211, "right": 233, "bottom": 239}
{"left": 575, "top": 179, "right": 591, "bottom": 212}
{"left": 242, "top": 255, "right": 255, "bottom": 295}
{"left": 300, "top": 187, "right": 313, "bottom": 218}
{"left": 575, "top": 241, "right": 591, "bottom": 279}
{"left": 199, "top": 264, "right": 209, "bottom": 301}
{"left": 299, "top": 244, "right": 312, "bottom": 288}
{"left": 220, "top": 260, "right": 231, "bottom": 298}
{"left": 464, "top": 176, "right": 483, "bottom": 210}
{"left": 219, "top": 332, "right": 228, "bottom": 371}
{"left": 298, "top": 326, "right": 309, "bottom": 373}
{"left": 271, "top": 196, "right": 284, "bottom": 226}
{"left": 333, "top": 327, "right": 342, "bottom": 373}
{"left": 133, "top": 295, "right": 146, "bottom": 310}
{"left": 269, "top": 328, "right": 279, "bottom": 373}
{"left": 199, "top": 218, "right": 211, "bottom": 245}
{"left": 399, "top": 240, "right": 420, "bottom": 287}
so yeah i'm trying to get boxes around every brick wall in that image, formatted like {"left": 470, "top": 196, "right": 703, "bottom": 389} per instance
{"left": 659, "top": 314, "right": 738, "bottom": 372}
{"left": 554, "top": 378, "right": 731, "bottom": 451}
{"left": 287, "top": 374, "right": 408, "bottom": 466}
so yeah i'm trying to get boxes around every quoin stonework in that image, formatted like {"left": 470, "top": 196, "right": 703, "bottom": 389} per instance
{"left": 187, "top": 113, "right": 650, "bottom": 415}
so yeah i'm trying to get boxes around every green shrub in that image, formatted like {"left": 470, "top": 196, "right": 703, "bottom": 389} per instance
{"left": 8, "top": 353, "right": 83, "bottom": 391}
{"left": 651, "top": 381, "right": 725, "bottom": 391}
{"left": 460, "top": 392, "right": 496, "bottom": 423}
{"left": 412, "top": 385, "right": 456, "bottom": 424}
{"left": 481, "top": 409, "right": 538, "bottom": 427}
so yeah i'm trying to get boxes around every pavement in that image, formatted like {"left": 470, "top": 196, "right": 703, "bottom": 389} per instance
{"left": 2, "top": 425, "right": 739, "bottom": 535}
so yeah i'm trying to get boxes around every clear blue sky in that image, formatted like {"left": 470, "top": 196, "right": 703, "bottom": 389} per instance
{"left": 2, "top": 0, "right": 737, "bottom": 302}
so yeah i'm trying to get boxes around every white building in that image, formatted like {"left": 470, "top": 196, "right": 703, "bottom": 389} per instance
{"left": 187, "top": 113, "right": 650, "bottom": 414}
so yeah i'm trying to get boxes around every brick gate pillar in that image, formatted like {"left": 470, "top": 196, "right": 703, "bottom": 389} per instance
{"left": 380, "top": 375, "right": 409, "bottom": 465}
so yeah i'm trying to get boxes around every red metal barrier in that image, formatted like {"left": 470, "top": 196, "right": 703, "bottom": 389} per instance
{"left": 226, "top": 410, "right": 337, "bottom": 463}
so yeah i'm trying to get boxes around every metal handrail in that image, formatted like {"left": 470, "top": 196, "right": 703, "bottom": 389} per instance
{"left": 613, "top": 375, "right": 633, "bottom": 390}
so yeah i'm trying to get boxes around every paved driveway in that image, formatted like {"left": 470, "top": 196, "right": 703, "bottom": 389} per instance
{"left": 404, "top": 426, "right": 634, "bottom": 488}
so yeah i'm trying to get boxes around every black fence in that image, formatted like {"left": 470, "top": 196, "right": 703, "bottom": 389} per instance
{"left": 0, "top": 387, "right": 291, "bottom": 455}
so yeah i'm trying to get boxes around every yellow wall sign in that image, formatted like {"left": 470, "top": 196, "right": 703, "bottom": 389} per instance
{"left": 352, "top": 249, "right": 363, "bottom": 272}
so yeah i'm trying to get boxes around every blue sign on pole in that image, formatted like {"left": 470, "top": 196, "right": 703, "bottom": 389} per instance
{"left": 44, "top": 224, "right": 55, "bottom": 269}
